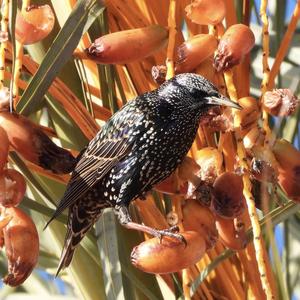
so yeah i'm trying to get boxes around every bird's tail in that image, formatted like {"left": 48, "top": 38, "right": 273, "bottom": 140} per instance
{"left": 56, "top": 228, "right": 76, "bottom": 277}
{"left": 55, "top": 206, "right": 97, "bottom": 277}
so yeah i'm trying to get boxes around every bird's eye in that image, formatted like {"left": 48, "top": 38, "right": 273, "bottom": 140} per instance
{"left": 207, "top": 91, "right": 220, "bottom": 98}
{"left": 190, "top": 88, "right": 209, "bottom": 99}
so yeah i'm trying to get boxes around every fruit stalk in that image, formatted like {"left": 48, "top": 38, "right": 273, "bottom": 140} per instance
{"left": 224, "top": 69, "right": 275, "bottom": 300}
{"left": 166, "top": 0, "right": 177, "bottom": 79}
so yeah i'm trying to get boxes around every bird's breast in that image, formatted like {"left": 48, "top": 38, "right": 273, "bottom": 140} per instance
{"left": 97, "top": 113, "right": 200, "bottom": 207}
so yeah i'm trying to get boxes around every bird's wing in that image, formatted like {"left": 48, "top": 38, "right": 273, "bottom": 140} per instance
{"left": 47, "top": 103, "right": 145, "bottom": 224}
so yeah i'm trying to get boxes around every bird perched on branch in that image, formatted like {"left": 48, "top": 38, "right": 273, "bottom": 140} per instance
{"left": 45, "top": 73, "right": 241, "bottom": 275}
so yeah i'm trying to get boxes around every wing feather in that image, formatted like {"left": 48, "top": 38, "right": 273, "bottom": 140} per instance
{"left": 46, "top": 103, "right": 145, "bottom": 225}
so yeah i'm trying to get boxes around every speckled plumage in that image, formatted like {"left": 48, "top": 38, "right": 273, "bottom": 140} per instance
{"left": 47, "top": 73, "right": 238, "bottom": 274}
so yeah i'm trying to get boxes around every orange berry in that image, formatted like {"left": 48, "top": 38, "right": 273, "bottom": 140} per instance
{"left": 0, "top": 169, "right": 26, "bottom": 207}
{"left": 185, "top": 0, "right": 226, "bottom": 25}
{"left": 175, "top": 34, "right": 217, "bottom": 73}
{"left": 214, "top": 24, "right": 255, "bottom": 72}
{"left": 215, "top": 215, "right": 247, "bottom": 250}
{"left": 182, "top": 199, "right": 218, "bottom": 249}
{"left": 263, "top": 89, "right": 299, "bottom": 117}
{"left": 194, "top": 147, "right": 223, "bottom": 184}
{"left": 131, "top": 231, "right": 206, "bottom": 274}
{"left": 86, "top": 25, "right": 168, "bottom": 64}
{"left": 212, "top": 172, "right": 245, "bottom": 218}
{"left": 15, "top": 5, "right": 55, "bottom": 45}
{"left": 272, "top": 139, "right": 300, "bottom": 201}
{"left": 0, "top": 111, "right": 75, "bottom": 174}
{"left": 3, "top": 207, "right": 39, "bottom": 286}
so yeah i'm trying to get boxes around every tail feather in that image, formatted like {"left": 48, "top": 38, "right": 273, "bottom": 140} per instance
{"left": 55, "top": 205, "right": 98, "bottom": 276}
{"left": 55, "top": 228, "right": 75, "bottom": 277}
{"left": 44, "top": 214, "right": 59, "bottom": 230}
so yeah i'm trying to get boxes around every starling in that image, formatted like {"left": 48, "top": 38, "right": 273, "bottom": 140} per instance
{"left": 46, "top": 73, "right": 241, "bottom": 275}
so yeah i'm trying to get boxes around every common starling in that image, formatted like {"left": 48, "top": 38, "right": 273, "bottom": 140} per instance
{"left": 46, "top": 73, "right": 240, "bottom": 275}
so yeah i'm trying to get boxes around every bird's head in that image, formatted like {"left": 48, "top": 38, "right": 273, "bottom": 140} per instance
{"left": 167, "top": 73, "right": 241, "bottom": 110}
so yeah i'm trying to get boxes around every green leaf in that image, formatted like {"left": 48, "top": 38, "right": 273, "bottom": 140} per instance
{"left": 95, "top": 208, "right": 126, "bottom": 300}
{"left": 38, "top": 249, "right": 59, "bottom": 270}
{"left": 16, "top": 0, "right": 105, "bottom": 115}
{"left": 46, "top": 96, "right": 88, "bottom": 150}
{"left": 21, "top": 196, "right": 67, "bottom": 224}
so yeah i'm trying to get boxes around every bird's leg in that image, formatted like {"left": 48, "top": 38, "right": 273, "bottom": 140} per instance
{"left": 115, "top": 205, "right": 187, "bottom": 245}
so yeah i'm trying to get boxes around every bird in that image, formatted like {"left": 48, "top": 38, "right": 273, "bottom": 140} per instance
{"left": 45, "top": 73, "right": 241, "bottom": 275}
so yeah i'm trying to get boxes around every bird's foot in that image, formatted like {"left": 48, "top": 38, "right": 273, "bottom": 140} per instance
{"left": 152, "top": 226, "right": 187, "bottom": 247}
{"left": 123, "top": 220, "right": 187, "bottom": 246}
{"left": 116, "top": 205, "right": 187, "bottom": 246}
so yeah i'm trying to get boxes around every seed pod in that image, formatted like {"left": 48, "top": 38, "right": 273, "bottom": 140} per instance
{"left": 215, "top": 215, "right": 247, "bottom": 250}
{"left": 203, "top": 107, "right": 234, "bottom": 132}
{"left": 212, "top": 172, "right": 245, "bottom": 218}
{"left": 131, "top": 231, "right": 206, "bottom": 274}
{"left": 237, "top": 97, "right": 260, "bottom": 133}
{"left": 185, "top": 0, "right": 226, "bottom": 25}
{"left": 272, "top": 139, "right": 300, "bottom": 170}
{"left": 154, "top": 157, "right": 200, "bottom": 195}
{"left": 175, "top": 34, "right": 217, "bottom": 73}
{"left": 277, "top": 170, "right": 300, "bottom": 201}
{"left": 243, "top": 127, "right": 264, "bottom": 150}
{"left": 0, "top": 169, "right": 26, "bottom": 207}
{"left": 194, "top": 147, "right": 223, "bottom": 184}
{"left": 0, "top": 126, "right": 9, "bottom": 173}
{"left": 0, "top": 214, "right": 13, "bottom": 249}
{"left": 86, "top": 25, "right": 168, "bottom": 65}
{"left": 196, "top": 58, "right": 216, "bottom": 83}
{"left": 193, "top": 181, "right": 215, "bottom": 206}
{"left": 3, "top": 207, "right": 39, "bottom": 286}
{"left": 262, "top": 89, "right": 299, "bottom": 117}
{"left": 178, "top": 156, "right": 201, "bottom": 198}
{"left": 15, "top": 5, "right": 55, "bottom": 45}
{"left": 272, "top": 139, "right": 300, "bottom": 200}
{"left": 251, "top": 145, "right": 279, "bottom": 184}
{"left": 178, "top": 156, "right": 201, "bottom": 186}
{"left": 182, "top": 199, "right": 218, "bottom": 249}
{"left": 154, "top": 173, "right": 188, "bottom": 195}
{"left": 214, "top": 24, "right": 255, "bottom": 72}
{"left": 250, "top": 158, "right": 277, "bottom": 183}
{"left": 0, "top": 111, "right": 75, "bottom": 174}
{"left": 151, "top": 65, "right": 167, "bottom": 84}
{"left": 252, "top": 145, "right": 279, "bottom": 179}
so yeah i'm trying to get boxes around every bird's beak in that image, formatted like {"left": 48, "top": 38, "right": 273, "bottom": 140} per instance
{"left": 204, "top": 95, "right": 242, "bottom": 110}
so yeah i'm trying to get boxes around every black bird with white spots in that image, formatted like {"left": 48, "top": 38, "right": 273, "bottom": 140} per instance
{"left": 46, "top": 73, "right": 241, "bottom": 275}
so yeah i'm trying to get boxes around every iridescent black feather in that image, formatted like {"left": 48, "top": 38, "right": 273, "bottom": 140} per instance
{"left": 46, "top": 73, "right": 239, "bottom": 275}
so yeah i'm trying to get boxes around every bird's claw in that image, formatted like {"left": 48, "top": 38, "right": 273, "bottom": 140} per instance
{"left": 168, "top": 225, "right": 180, "bottom": 233}
{"left": 154, "top": 227, "right": 187, "bottom": 247}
